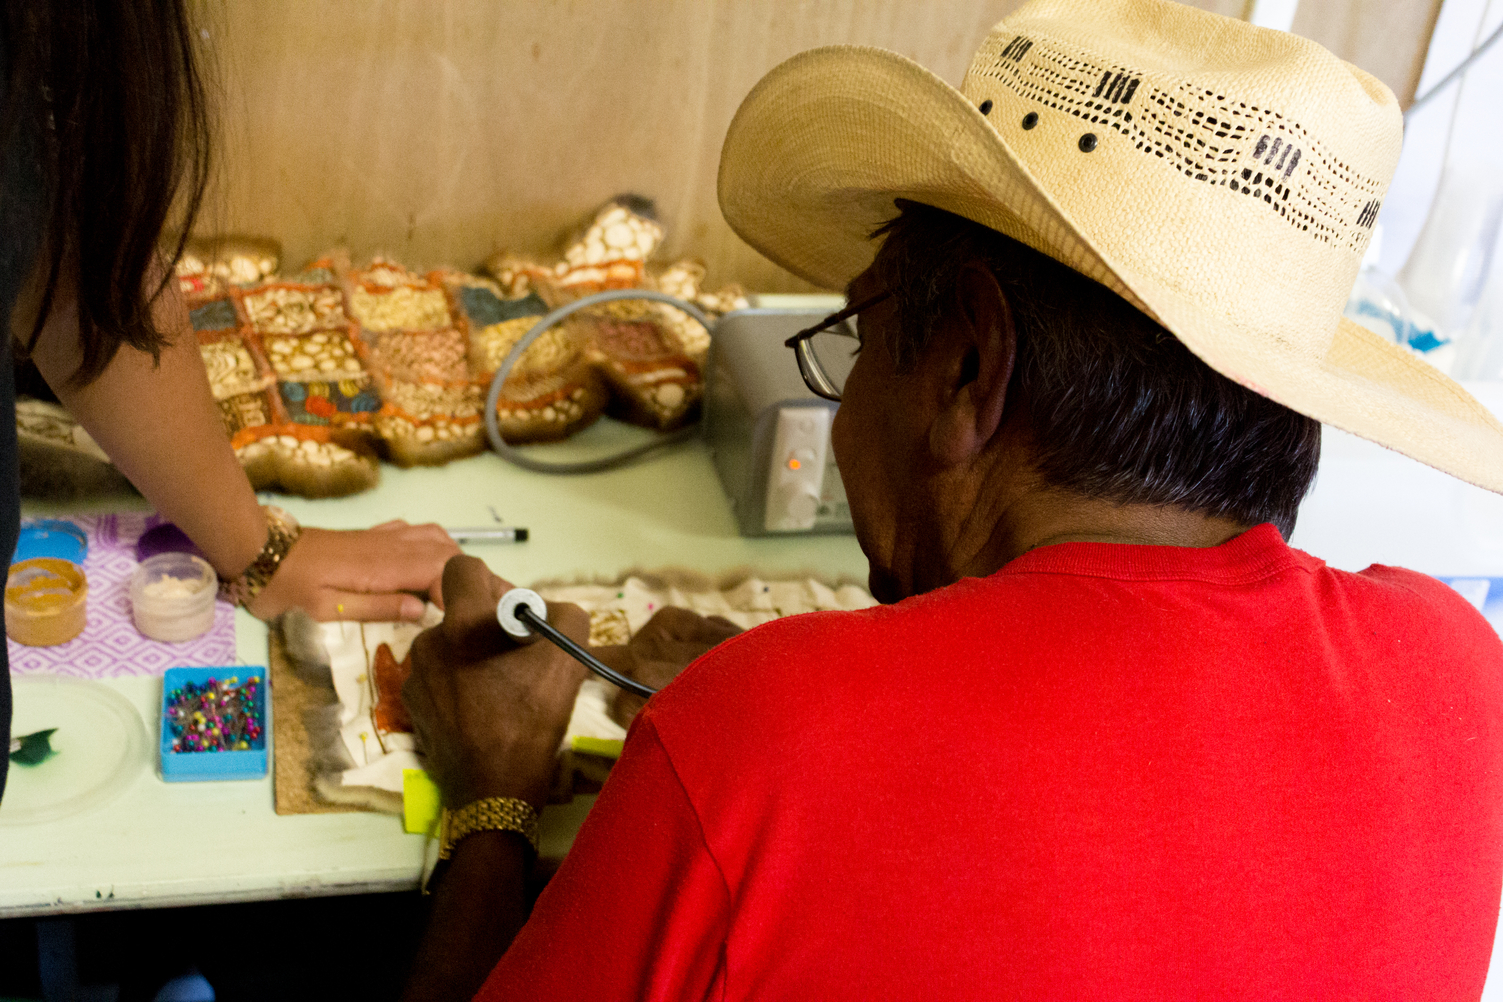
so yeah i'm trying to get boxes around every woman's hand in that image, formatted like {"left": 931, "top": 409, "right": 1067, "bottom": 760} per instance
{"left": 245, "top": 519, "right": 461, "bottom": 622}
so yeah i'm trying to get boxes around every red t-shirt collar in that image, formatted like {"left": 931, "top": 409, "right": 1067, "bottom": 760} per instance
{"left": 997, "top": 522, "right": 1312, "bottom": 585}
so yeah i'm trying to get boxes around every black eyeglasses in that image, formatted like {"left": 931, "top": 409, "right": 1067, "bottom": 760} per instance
{"left": 784, "top": 291, "right": 891, "bottom": 402}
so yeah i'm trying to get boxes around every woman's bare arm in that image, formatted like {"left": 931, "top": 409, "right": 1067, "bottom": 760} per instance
{"left": 22, "top": 268, "right": 458, "bottom": 621}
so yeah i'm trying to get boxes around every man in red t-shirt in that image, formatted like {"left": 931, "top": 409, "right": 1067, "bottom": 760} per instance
{"left": 398, "top": 1, "right": 1503, "bottom": 999}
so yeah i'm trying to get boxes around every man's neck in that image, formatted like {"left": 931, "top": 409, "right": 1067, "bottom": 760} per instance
{"left": 1008, "top": 495, "right": 1252, "bottom": 556}
{"left": 893, "top": 475, "right": 1253, "bottom": 601}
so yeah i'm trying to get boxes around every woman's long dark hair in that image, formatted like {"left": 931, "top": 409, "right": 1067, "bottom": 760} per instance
{"left": 3, "top": 0, "right": 211, "bottom": 384}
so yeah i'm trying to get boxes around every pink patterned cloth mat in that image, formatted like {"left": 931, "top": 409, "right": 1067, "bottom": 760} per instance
{"left": 8, "top": 514, "right": 236, "bottom": 678}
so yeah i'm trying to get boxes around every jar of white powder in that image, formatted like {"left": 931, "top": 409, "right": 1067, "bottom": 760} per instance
{"left": 130, "top": 552, "right": 218, "bottom": 642}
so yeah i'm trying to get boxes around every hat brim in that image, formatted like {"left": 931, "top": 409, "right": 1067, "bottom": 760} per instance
{"left": 718, "top": 45, "right": 1503, "bottom": 495}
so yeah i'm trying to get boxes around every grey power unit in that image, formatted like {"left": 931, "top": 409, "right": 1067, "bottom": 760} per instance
{"left": 705, "top": 308, "right": 856, "bottom": 537}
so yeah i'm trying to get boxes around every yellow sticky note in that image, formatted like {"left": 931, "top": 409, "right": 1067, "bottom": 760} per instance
{"left": 402, "top": 768, "right": 442, "bottom": 836}
{"left": 571, "top": 735, "right": 625, "bottom": 759}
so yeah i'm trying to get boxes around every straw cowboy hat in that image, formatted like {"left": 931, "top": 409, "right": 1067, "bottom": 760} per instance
{"left": 718, "top": 0, "right": 1503, "bottom": 494}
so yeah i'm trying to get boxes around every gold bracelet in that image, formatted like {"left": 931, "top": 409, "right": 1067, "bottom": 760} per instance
{"left": 218, "top": 505, "right": 302, "bottom": 607}
{"left": 439, "top": 797, "right": 540, "bottom": 859}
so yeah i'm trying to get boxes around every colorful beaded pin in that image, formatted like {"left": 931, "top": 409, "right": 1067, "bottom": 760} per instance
{"left": 165, "top": 675, "right": 263, "bottom": 753}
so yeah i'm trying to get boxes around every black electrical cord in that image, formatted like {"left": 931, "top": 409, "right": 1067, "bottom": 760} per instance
{"left": 513, "top": 602, "right": 658, "bottom": 699}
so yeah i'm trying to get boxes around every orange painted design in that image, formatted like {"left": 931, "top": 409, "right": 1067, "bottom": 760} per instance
{"left": 229, "top": 423, "right": 334, "bottom": 451}
{"left": 371, "top": 642, "right": 414, "bottom": 735}
{"left": 382, "top": 407, "right": 483, "bottom": 427}
{"left": 303, "top": 395, "right": 337, "bottom": 419}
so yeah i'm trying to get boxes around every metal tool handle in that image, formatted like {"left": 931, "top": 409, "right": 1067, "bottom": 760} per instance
{"left": 495, "top": 588, "right": 657, "bottom": 699}
{"left": 495, "top": 588, "right": 548, "bottom": 642}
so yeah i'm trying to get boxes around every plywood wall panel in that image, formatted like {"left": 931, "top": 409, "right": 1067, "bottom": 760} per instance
{"left": 1292, "top": 0, "right": 1445, "bottom": 107}
{"left": 197, "top": 0, "right": 1438, "bottom": 293}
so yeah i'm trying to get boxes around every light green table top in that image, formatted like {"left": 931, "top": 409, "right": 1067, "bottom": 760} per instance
{"left": 0, "top": 421, "right": 868, "bottom": 917}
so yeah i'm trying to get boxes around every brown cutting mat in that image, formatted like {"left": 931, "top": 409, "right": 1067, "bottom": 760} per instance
{"left": 270, "top": 628, "right": 360, "bottom": 816}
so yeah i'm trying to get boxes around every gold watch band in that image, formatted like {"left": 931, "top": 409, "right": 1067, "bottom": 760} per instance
{"left": 439, "top": 797, "right": 540, "bottom": 859}
{"left": 219, "top": 505, "right": 302, "bottom": 607}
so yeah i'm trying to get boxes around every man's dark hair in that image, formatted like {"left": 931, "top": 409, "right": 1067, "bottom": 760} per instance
{"left": 3, "top": 0, "right": 212, "bottom": 385}
{"left": 871, "top": 201, "right": 1320, "bottom": 538}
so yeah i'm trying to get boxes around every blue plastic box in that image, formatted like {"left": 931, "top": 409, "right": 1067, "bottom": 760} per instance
{"left": 160, "top": 666, "right": 268, "bottom": 782}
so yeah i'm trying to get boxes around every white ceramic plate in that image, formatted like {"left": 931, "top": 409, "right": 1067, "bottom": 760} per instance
{"left": 0, "top": 676, "right": 149, "bottom": 826}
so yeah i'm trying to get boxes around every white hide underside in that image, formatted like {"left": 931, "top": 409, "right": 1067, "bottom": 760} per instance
{"left": 323, "top": 575, "right": 877, "bottom": 794}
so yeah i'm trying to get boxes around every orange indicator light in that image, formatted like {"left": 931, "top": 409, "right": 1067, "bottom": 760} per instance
{"left": 787, "top": 458, "right": 802, "bottom": 471}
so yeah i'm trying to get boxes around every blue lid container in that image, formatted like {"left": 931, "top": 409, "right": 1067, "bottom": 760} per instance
{"left": 160, "top": 666, "right": 268, "bottom": 782}
{"left": 14, "top": 519, "right": 88, "bottom": 565}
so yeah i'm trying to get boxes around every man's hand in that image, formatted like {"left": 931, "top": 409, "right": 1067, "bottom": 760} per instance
{"left": 403, "top": 555, "right": 589, "bottom": 810}
{"left": 400, "top": 559, "right": 586, "bottom": 1001}
{"left": 599, "top": 607, "right": 742, "bottom": 728}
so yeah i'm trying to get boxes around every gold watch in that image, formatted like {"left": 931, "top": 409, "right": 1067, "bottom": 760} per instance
{"left": 439, "top": 797, "right": 540, "bottom": 859}
{"left": 219, "top": 505, "right": 302, "bottom": 606}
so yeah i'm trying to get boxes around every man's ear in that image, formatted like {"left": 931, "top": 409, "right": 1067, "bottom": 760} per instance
{"left": 927, "top": 261, "right": 1017, "bottom": 467}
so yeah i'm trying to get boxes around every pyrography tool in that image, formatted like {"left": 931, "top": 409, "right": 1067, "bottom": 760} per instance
{"left": 495, "top": 588, "right": 656, "bottom": 698}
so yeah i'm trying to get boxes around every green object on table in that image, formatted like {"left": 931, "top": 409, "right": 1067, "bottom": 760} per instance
{"left": 403, "top": 768, "right": 442, "bottom": 836}
{"left": 9, "top": 728, "right": 58, "bottom": 766}
{"left": 571, "top": 735, "right": 624, "bottom": 759}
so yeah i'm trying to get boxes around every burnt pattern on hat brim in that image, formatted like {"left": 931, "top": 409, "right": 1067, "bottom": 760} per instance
{"left": 971, "top": 33, "right": 1387, "bottom": 256}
